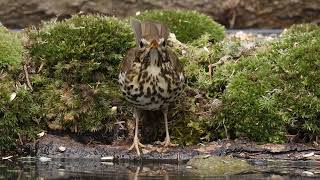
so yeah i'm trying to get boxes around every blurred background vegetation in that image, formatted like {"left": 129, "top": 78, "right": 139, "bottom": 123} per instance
{"left": 0, "top": 0, "right": 320, "bottom": 155}
{"left": 0, "top": 0, "right": 319, "bottom": 29}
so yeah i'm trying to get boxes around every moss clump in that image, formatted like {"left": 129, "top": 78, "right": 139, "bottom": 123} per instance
{"left": 0, "top": 26, "right": 40, "bottom": 152}
{"left": 0, "top": 78, "right": 42, "bottom": 152}
{"left": 38, "top": 81, "right": 127, "bottom": 133}
{"left": 28, "top": 15, "right": 135, "bottom": 83}
{"left": 167, "top": 30, "right": 277, "bottom": 145}
{"left": 211, "top": 24, "right": 320, "bottom": 142}
{"left": 26, "top": 15, "right": 133, "bottom": 135}
{"left": 187, "top": 156, "right": 252, "bottom": 176}
{"left": 0, "top": 70, "right": 41, "bottom": 152}
{"left": 136, "top": 9, "right": 225, "bottom": 43}
{"left": 0, "top": 26, "right": 23, "bottom": 70}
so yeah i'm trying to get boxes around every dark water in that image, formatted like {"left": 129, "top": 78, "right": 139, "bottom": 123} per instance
{"left": 1, "top": 158, "right": 320, "bottom": 180}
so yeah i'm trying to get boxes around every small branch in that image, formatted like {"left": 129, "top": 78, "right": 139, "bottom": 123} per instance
{"left": 37, "top": 62, "right": 44, "bottom": 73}
{"left": 223, "top": 118, "right": 230, "bottom": 139}
{"left": 17, "top": 132, "right": 23, "bottom": 146}
{"left": 23, "top": 64, "right": 33, "bottom": 91}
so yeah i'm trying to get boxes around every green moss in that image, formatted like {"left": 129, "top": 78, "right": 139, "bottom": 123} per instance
{"left": 27, "top": 15, "right": 135, "bottom": 83}
{"left": 0, "top": 73, "right": 42, "bottom": 152}
{"left": 38, "top": 81, "right": 127, "bottom": 133}
{"left": 0, "top": 26, "right": 23, "bottom": 70}
{"left": 25, "top": 15, "right": 133, "bottom": 136}
{"left": 210, "top": 24, "right": 320, "bottom": 142}
{"left": 187, "top": 156, "right": 252, "bottom": 176}
{"left": 136, "top": 9, "right": 225, "bottom": 43}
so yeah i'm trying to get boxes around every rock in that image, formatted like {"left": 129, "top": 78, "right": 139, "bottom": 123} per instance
{"left": 31, "top": 134, "right": 320, "bottom": 161}
{"left": 187, "top": 155, "right": 253, "bottom": 175}
{"left": 101, "top": 156, "right": 114, "bottom": 161}
{"left": 111, "top": 106, "right": 117, "bottom": 113}
{"left": 37, "top": 131, "right": 45, "bottom": 137}
{"left": 39, "top": 157, "right": 52, "bottom": 162}
{"left": 58, "top": 146, "right": 66, "bottom": 152}
{"left": 2, "top": 156, "right": 13, "bottom": 160}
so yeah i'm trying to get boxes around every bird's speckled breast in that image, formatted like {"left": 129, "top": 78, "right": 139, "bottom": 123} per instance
{"left": 119, "top": 61, "right": 184, "bottom": 110}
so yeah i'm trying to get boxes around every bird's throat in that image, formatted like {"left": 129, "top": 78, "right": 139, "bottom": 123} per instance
{"left": 149, "top": 48, "right": 159, "bottom": 66}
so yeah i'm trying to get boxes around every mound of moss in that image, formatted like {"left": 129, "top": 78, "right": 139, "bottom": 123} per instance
{"left": 26, "top": 15, "right": 134, "bottom": 134}
{"left": 0, "top": 26, "right": 23, "bottom": 70}
{"left": 210, "top": 24, "right": 320, "bottom": 142}
{"left": 0, "top": 76, "right": 42, "bottom": 151}
{"left": 136, "top": 9, "right": 225, "bottom": 43}
{"left": 0, "top": 26, "right": 41, "bottom": 152}
{"left": 166, "top": 29, "right": 265, "bottom": 145}
{"left": 28, "top": 15, "right": 135, "bottom": 83}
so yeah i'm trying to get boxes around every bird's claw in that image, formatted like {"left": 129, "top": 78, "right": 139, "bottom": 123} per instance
{"left": 128, "top": 137, "right": 146, "bottom": 156}
{"left": 161, "top": 138, "right": 178, "bottom": 147}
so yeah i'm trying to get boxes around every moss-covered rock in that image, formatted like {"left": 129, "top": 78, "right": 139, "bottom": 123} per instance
{"left": 136, "top": 9, "right": 225, "bottom": 43}
{"left": 0, "top": 26, "right": 23, "bottom": 70}
{"left": 210, "top": 24, "right": 320, "bottom": 142}
{"left": 0, "top": 27, "right": 41, "bottom": 152}
{"left": 0, "top": 78, "right": 42, "bottom": 152}
{"left": 27, "top": 15, "right": 135, "bottom": 83}
{"left": 187, "top": 156, "right": 252, "bottom": 175}
{"left": 26, "top": 15, "right": 134, "bottom": 135}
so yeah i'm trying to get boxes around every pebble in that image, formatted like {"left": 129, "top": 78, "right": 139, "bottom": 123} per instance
{"left": 101, "top": 156, "right": 114, "bottom": 161}
{"left": 2, "top": 156, "right": 13, "bottom": 160}
{"left": 111, "top": 106, "right": 117, "bottom": 113}
{"left": 303, "top": 152, "right": 314, "bottom": 158}
{"left": 39, "top": 157, "right": 52, "bottom": 162}
{"left": 37, "top": 131, "right": 45, "bottom": 137}
{"left": 58, "top": 146, "right": 66, "bottom": 152}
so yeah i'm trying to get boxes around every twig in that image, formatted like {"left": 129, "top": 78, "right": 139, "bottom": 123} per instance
{"left": 114, "top": 121, "right": 126, "bottom": 130}
{"left": 23, "top": 64, "right": 33, "bottom": 91}
{"left": 223, "top": 118, "right": 229, "bottom": 139}
{"left": 37, "top": 62, "right": 44, "bottom": 73}
{"left": 17, "top": 132, "right": 23, "bottom": 145}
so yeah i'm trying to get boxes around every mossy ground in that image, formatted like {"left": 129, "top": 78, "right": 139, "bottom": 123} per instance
{"left": 1, "top": 10, "right": 320, "bottom": 154}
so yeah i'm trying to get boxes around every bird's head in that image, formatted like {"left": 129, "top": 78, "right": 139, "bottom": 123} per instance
{"left": 131, "top": 19, "right": 169, "bottom": 66}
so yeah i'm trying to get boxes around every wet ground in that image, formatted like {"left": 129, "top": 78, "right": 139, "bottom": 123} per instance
{"left": 1, "top": 158, "right": 320, "bottom": 179}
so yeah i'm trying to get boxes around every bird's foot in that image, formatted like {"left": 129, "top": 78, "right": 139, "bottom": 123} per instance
{"left": 161, "top": 138, "right": 178, "bottom": 148}
{"left": 128, "top": 137, "right": 146, "bottom": 156}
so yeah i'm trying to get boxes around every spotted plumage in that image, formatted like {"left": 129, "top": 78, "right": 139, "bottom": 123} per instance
{"left": 119, "top": 19, "right": 184, "bottom": 155}
{"left": 119, "top": 48, "right": 184, "bottom": 110}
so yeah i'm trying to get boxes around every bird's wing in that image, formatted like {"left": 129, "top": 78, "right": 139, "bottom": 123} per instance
{"left": 120, "top": 48, "right": 137, "bottom": 74}
{"left": 167, "top": 48, "right": 184, "bottom": 75}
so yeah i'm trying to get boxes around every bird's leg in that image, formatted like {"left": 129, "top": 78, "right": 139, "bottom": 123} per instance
{"left": 161, "top": 108, "right": 177, "bottom": 147}
{"left": 128, "top": 109, "right": 146, "bottom": 156}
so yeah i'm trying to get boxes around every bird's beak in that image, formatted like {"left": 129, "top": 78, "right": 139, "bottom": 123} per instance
{"left": 149, "top": 40, "right": 159, "bottom": 49}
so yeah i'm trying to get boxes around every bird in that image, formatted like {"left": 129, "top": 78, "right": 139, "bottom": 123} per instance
{"left": 118, "top": 19, "right": 184, "bottom": 156}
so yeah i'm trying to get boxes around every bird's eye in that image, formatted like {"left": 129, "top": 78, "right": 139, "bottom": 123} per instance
{"left": 139, "top": 41, "right": 144, "bottom": 48}
{"left": 162, "top": 40, "right": 166, "bottom": 47}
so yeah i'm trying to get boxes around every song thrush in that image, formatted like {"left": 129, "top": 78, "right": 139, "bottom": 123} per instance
{"left": 119, "top": 19, "right": 184, "bottom": 156}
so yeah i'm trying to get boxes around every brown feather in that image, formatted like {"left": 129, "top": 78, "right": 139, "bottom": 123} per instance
{"left": 120, "top": 48, "right": 137, "bottom": 73}
{"left": 141, "top": 21, "right": 169, "bottom": 41}
{"left": 130, "top": 19, "right": 142, "bottom": 47}
{"left": 166, "top": 48, "right": 184, "bottom": 74}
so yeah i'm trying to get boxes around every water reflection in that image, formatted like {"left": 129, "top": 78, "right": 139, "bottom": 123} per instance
{"left": 0, "top": 158, "right": 320, "bottom": 179}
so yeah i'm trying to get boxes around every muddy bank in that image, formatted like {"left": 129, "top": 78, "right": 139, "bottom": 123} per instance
{"left": 28, "top": 134, "right": 320, "bottom": 161}
{"left": 0, "top": 0, "right": 319, "bottom": 29}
